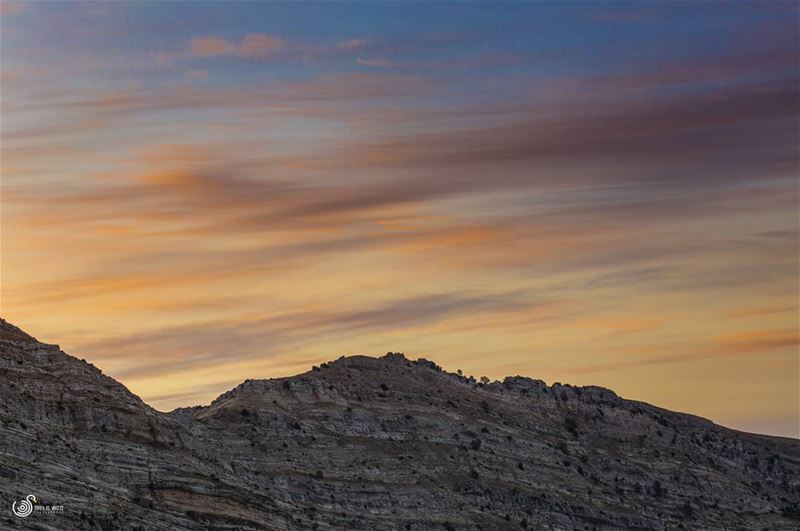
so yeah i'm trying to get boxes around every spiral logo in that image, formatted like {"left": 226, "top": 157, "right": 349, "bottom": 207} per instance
{"left": 12, "top": 494, "right": 36, "bottom": 518}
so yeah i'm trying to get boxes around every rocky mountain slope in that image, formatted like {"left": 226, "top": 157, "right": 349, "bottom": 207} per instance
{"left": 0, "top": 318, "right": 798, "bottom": 530}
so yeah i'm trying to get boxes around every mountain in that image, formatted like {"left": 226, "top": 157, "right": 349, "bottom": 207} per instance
{"left": 0, "top": 318, "right": 798, "bottom": 530}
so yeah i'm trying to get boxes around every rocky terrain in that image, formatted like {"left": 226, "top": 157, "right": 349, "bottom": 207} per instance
{"left": 0, "top": 318, "right": 798, "bottom": 530}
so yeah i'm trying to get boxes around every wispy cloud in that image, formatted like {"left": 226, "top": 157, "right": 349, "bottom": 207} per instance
{"left": 566, "top": 328, "right": 799, "bottom": 375}
{"left": 80, "top": 290, "right": 536, "bottom": 376}
{"left": 337, "top": 38, "right": 367, "bottom": 50}
{"left": 190, "top": 33, "right": 286, "bottom": 58}
{"left": 357, "top": 57, "right": 392, "bottom": 68}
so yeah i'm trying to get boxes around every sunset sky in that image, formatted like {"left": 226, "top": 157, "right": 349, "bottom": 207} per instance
{"left": 1, "top": 2, "right": 798, "bottom": 437}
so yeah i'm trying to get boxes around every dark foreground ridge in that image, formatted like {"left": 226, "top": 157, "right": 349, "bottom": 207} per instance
{"left": 0, "top": 318, "right": 798, "bottom": 530}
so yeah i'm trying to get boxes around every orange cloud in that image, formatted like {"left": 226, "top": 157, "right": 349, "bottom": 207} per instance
{"left": 191, "top": 37, "right": 231, "bottom": 56}
{"left": 713, "top": 329, "right": 799, "bottom": 355}
{"left": 566, "top": 328, "right": 799, "bottom": 376}
{"left": 579, "top": 317, "right": 664, "bottom": 335}
{"left": 236, "top": 33, "right": 285, "bottom": 58}
{"left": 729, "top": 305, "right": 796, "bottom": 319}
{"left": 190, "top": 33, "right": 286, "bottom": 58}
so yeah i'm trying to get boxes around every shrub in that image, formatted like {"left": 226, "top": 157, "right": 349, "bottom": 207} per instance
{"left": 781, "top": 502, "right": 800, "bottom": 521}
{"left": 564, "top": 417, "right": 578, "bottom": 436}
{"left": 680, "top": 501, "right": 694, "bottom": 518}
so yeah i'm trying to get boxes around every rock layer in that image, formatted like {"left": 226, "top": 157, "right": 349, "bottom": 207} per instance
{"left": 0, "top": 319, "right": 798, "bottom": 530}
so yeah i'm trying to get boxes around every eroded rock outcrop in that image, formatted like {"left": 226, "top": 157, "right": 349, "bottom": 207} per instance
{"left": 0, "top": 319, "right": 798, "bottom": 530}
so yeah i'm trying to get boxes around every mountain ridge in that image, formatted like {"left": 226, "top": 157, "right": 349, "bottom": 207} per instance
{"left": 0, "top": 318, "right": 798, "bottom": 530}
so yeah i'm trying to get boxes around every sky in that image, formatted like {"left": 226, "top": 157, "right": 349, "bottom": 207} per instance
{"left": 1, "top": 1, "right": 798, "bottom": 437}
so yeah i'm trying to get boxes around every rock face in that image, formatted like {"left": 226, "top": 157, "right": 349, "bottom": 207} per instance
{"left": 0, "top": 319, "right": 798, "bottom": 530}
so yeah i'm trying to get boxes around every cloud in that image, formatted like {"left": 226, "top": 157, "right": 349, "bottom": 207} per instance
{"left": 730, "top": 306, "right": 796, "bottom": 319}
{"left": 568, "top": 45, "right": 799, "bottom": 91}
{"left": 5, "top": 71, "right": 797, "bottom": 315}
{"left": 714, "top": 329, "right": 800, "bottom": 355}
{"left": 80, "top": 290, "right": 536, "bottom": 377}
{"left": 337, "top": 38, "right": 367, "bottom": 50}
{"left": 236, "top": 33, "right": 286, "bottom": 58}
{"left": 191, "top": 37, "right": 231, "bottom": 56}
{"left": 348, "top": 78, "right": 798, "bottom": 178}
{"left": 357, "top": 58, "right": 393, "bottom": 68}
{"left": 190, "top": 33, "right": 286, "bottom": 58}
{"left": 566, "top": 328, "right": 799, "bottom": 375}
